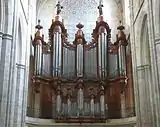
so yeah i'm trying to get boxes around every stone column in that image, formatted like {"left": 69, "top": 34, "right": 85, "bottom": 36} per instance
{"left": 147, "top": 0, "right": 160, "bottom": 126}
{"left": 136, "top": 65, "right": 154, "bottom": 126}
{"left": 0, "top": 31, "right": 3, "bottom": 59}
{"left": 12, "top": 64, "right": 26, "bottom": 127}
{"left": 0, "top": 34, "right": 13, "bottom": 127}
{"left": 129, "top": 0, "right": 143, "bottom": 126}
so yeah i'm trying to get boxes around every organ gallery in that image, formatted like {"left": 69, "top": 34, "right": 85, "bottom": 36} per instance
{"left": 27, "top": 1, "right": 135, "bottom": 123}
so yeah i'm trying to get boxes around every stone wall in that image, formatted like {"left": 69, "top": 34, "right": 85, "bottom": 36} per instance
{"left": 129, "top": 0, "right": 160, "bottom": 126}
{"left": 0, "top": 0, "right": 36, "bottom": 127}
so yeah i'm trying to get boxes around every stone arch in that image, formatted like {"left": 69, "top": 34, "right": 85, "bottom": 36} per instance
{"left": 134, "top": 10, "right": 148, "bottom": 66}
{"left": 136, "top": 13, "right": 153, "bottom": 126}
{"left": 17, "top": 11, "right": 27, "bottom": 65}
{"left": 140, "top": 14, "right": 150, "bottom": 65}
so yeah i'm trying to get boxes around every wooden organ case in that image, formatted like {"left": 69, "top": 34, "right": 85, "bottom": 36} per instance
{"left": 30, "top": 1, "right": 135, "bottom": 123}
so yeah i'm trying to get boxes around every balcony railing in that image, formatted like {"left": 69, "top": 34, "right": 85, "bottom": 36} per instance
{"left": 27, "top": 104, "right": 135, "bottom": 122}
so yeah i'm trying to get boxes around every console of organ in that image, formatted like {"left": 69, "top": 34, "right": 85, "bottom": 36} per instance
{"left": 31, "top": 1, "right": 134, "bottom": 122}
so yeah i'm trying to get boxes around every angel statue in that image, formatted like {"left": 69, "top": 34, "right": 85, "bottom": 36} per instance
{"left": 56, "top": 1, "right": 63, "bottom": 15}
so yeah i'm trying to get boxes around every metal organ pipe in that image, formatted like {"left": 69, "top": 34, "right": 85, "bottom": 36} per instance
{"left": 77, "top": 87, "right": 84, "bottom": 116}
{"left": 90, "top": 95, "right": 95, "bottom": 116}
{"left": 100, "top": 94, "right": 105, "bottom": 116}
{"left": 34, "top": 40, "right": 42, "bottom": 75}
{"left": 52, "top": 26, "right": 62, "bottom": 77}
{"left": 56, "top": 94, "right": 61, "bottom": 115}
{"left": 52, "top": 32, "right": 56, "bottom": 75}
{"left": 67, "top": 97, "right": 71, "bottom": 116}
{"left": 77, "top": 44, "right": 83, "bottom": 77}
{"left": 116, "top": 25, "right": 127, "bottom": 76}
{"left": 118, "top": 42, "right": 126, "bottom": 76}
{"left": 98, "top": 26, "right": 107, "bottom": 79}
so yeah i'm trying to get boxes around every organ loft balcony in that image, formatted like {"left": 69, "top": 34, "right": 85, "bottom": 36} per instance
{"left": 27, "top": 1, "right": 135, "bottom": 123}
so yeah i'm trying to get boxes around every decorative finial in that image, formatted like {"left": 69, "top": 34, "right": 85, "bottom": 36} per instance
{"left": 119, "top": 20, "right": 122, "bottom": 24}
{"left": 56, "top": 1, "right": 63, "bottom": 15}
{"left": 76, "top": 23, "right": 84, "bottom": 29}
{"left": 98, "top": 0, "right": 103, "bottom": 16}
{"left": 117, "top": 20, "right": 125, "bottom": 30}
{"left": 32, "top": 19, "right": 44, "bottom": 46}
{"left": 35, "top": 19, "right": 43, "bottom": 30}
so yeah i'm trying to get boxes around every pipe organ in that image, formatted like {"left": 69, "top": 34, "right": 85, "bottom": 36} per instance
{"left": 30, "top": 1, "right": 135, "bottom": 123}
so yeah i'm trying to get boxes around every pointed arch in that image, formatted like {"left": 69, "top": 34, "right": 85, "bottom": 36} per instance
{"left": 136, "top": 13, "right": 153, "bottom": 126}
{"left": 140, "top": 14, "right": 150, "bottom": 65}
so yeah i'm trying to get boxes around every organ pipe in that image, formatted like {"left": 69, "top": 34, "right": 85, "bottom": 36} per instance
{"left": 77, "top": 81, "right": 84, "bottom": 116}
{"left": 98, "top": 26, "right": 108, "bottom": 79}
{"left": 118, "top": 44, "right": 126, "bottom": 75}
{"left": 75, "top": 23, "right": 85, "bottom": 78}
{"left": 77, "top": 88, "right": 84, "bottom": 116}
{"left": 52, "top": 26, "right": 62, "bottom": 77}
{"left": 32, "top": 20, "right": 44, "bottom": 76}
{"left": 100, "top": 94, "right": 105, "bottom": 116}
{"left": 76, "top": 44, "right": 83, "bottom": 77}
{"left": 34, "top": 41, "right": 42, "bottom": 75}
{"left": 90, "top": 95, "right": 95, "bottom": 116}
{"left": 67, "top": 97, "right": 71, "bottom": 116}
{"left": 116, "top": 25, "right": 127, "bottom": 76}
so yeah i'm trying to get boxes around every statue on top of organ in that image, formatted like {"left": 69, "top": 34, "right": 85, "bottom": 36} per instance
{"left": 31, "top": 0, "right": 135, "bottom": 122}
